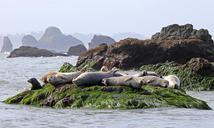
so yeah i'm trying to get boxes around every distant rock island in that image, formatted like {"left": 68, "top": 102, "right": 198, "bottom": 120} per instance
{"left": 89, "top": 35, "right": 115, "bottom": 49}
{"left": 77, "top": 24, "right": 214, "bottom": 70}
{"left": 22, "top": 35, "right": 38, "bottom": 47}
{"left": 22, "top": 27, "right": 84, "bottom": 52}
{"left": 67, "top": 44, "right": 87, "bottom": 56}
{"left": 8, "top": 46, "right": 67, "bottom": 58}
{"left": 1, "top": 36, "right": 13, "bottom": 53}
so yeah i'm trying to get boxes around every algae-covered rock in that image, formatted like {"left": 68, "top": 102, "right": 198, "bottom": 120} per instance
{"left": 59, "top": 62, "right": 78, "bottom": 73}
{"left": 140, "top": 59, "right": 214, "bottom": 91}
{"left": 4, "top": 84, "right": 211, "bottom": 110}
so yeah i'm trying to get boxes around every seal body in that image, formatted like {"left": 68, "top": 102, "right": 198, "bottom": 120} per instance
{"left": 138, "top": 76, "right": 169, "bottom": 88}
{"left": 102, "top": 76, "right": 169, "bottom": 89}
{"left": 73, "top": 71, "right": 123, "bottom": 86}
{"left": 41, "top": 71, "right": 82, "bottom": 86}
{"left": 163, "top": 75, "right": 180, "bottom": 89}
{"left": 27, "top": 78, "right": 42, "bottom": 90}
{"left": 133, "top": 70, "right": 161, "bottom": 77}
{"left": 102, "top": 76, "right": 142, "bottom": 88}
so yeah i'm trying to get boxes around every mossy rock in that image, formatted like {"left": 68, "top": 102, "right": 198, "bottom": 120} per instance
{"left": 59, "top": 62, "right": 78, "bottom": 72}
{"left": 4, "top": 84, "right": 211, "bottom": 110}
{"left": 140, "top": 62, "right": 214, "bottom": 91}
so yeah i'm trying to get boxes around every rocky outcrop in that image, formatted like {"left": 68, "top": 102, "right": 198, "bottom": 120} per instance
{"left": 1, "top": 36, "right": 13, "bottom": 53}
{"left": 8, "top": 46, "right": 67, "bottom": 58}
{"left": 77, "top": 24, "right": 214, "bottom": 70}
{"left": 67, "top": 44, "right": 87, "bottom": 56}
{"left": 4, "top": 64, "right": 211, "bottom": 110}
{"left": 38, "top": 27, "right": 83, "bottom": 52}
{"left": 140, "top": 58, "right": 214, "bottom": 91}
{"left": 89, "top": 35, "right": 115, "bottom": 49}
{"left": 4, "top": 84, "right": 211, "bottom": 110}
{"left": 22, "top": 35, "right": 38, "bottom": 47}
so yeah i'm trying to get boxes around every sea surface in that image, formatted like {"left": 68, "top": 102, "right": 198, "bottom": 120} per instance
{"left": 0, "top": 53, "right": 214, "bottom": 128}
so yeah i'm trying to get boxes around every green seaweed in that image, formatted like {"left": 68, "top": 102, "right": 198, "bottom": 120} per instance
{"left": 140, "top": 62, "right": 214, "bottom": 91}
{"left": 4, "top": 84, "right": 211, "bottom": 110}
{"left": 59, "top": 62, "right": 78, "bottom": 72}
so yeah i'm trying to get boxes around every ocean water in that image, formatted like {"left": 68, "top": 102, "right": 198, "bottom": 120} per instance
{"left": 0, "top": 53, "right": 214, "bottom": 128}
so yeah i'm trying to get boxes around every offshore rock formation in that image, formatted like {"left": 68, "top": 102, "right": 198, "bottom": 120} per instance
{"left": 89, "top": 35, "right": 115, "bottom": 49}
{"left": 4, "top": 64, "right": 211, "bottom": 110}
{"left": 77, "top": 24, "right": 214, "bottom": 70}
{"left": 67, "top": 44, "right": 87, "bottom": 56}
{"left": 38, "top": 27, "right": 83, "bottom": 52}
{"left": 22, "top": 35, "right": 38, "bottom": 47}
{"left": 8, "top": 46, "right": 67, "bottom": 58}
{"left": 1, "top": 36, "right": 13, "bottom": 53}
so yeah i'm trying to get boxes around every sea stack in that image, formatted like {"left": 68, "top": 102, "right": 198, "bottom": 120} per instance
{"left": 22, "top": 35, "right": 38, "bottom": 47}
{"left": 89, "top": 35, "right": 115, "bottom": 49}
{"left": 38, "top": 27, "right": 83, "bottom": 52}
{"left": 1, "top": 36, "right": 13, "bottom": 53}
{"left": 67, "top": 44, "right": 87, "bottom": 56}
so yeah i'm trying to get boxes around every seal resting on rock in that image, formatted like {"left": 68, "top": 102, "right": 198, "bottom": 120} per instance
{"left": 102, "top": 76, "right": 169, "bottom": 89}
{"left": 162, "top": 75, "right": 180, "bottom": 89}
{"left": 73, "top": 69, "right": 123, "bottom": 86}
{"left": 138, "top": 76, "right": 169, "bottom": 88}
{"left": 102, "top": 76, "right": 142, "bottom": 88}
{"left": 27, "top": 78, "right": 42, "bottom": 90}
{"left": 41, "top": 71, "right": 82, "bottom": 86}
{"left": 133, "top": 70, "right": 161, "bottom": 77}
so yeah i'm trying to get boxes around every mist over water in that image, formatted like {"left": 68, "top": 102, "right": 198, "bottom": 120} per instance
{"left": 0, "top": 53, "right": 214, "bottom": 128}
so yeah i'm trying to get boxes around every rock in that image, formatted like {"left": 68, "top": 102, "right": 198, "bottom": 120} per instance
{"left": 22, "top": 35, "right": 38, "bottom": 47}
{"left": 59, "top": 62, "right": 78, "bottom": 73}
{"left": 140, "top": 60, "right": 214, "bottom": 91}
{"left": 1, "top": 36, "right": 13, "bottom": 53}
{"left": 77, "top": 24, "right": 214, "bottom": 70}
{"left": 184, "top": 58, "right": 214, "bottom": 75}
{"left": 76, "top": 44, "right": 108, "bottom": 70}
{"left": 38, "top": 27, "right": 83, "bottom": 52}
{"left": 67, "top": 44, "right": 87, "bottom": 56}
{"left": 4, "top": 84, "right": 211, "bottom": 110}
{"left": 8, "top": 46, "right": 67, "bottom": 58}
{"left": 89, "top": 35, "right": 115, "bottom": 49}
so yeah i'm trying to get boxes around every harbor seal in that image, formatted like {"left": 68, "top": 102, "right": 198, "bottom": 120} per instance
{"left": 133, "top": 70, "right": 161, "bottom": 77}
{"left": 27, "top": 78, "right": 42, "bottom": 90}
{"left": 138, "top": 76, "right": 169, "bottom": 88}
{"left": 41, "top": 71, "right": 82, "bottom": 86}
{"left": 102, "top": 76, "right": 142, "bottom": 88}
{"left": 102, "top": 76, "right": 169, "bottom": 89}
{"left": 163, "top": 75, "right": 180, "bottom": 89}
{"left": 73, "top": 69, "right": 123, "bottom": 86}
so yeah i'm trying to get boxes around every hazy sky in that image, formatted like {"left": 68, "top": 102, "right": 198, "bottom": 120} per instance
{"left": 0, "top": 0, "right": 213, "bottom": 37}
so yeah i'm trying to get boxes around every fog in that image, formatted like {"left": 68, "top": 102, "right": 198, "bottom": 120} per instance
{"left": 0, "top": 0, "right": 213, "bottom": 37}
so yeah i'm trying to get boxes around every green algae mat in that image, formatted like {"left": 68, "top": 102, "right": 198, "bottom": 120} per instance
{"left": 4, "top": 84, "right": 211, "bottom": 110}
